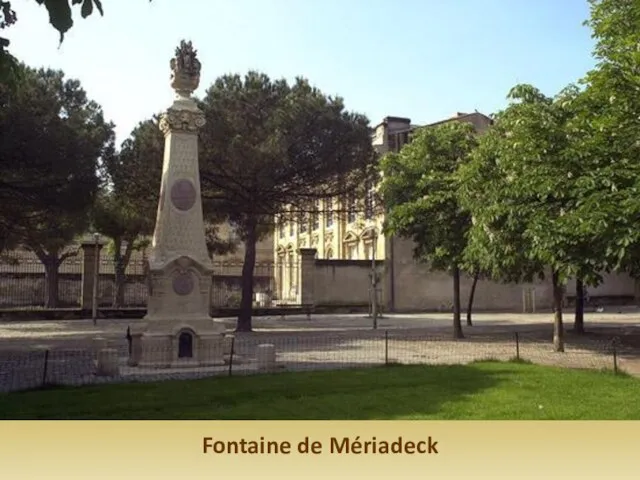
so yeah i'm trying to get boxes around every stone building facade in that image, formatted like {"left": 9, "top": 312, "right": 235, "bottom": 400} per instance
{"left": 273, "top": 112, "right": 637, "bottom": 311}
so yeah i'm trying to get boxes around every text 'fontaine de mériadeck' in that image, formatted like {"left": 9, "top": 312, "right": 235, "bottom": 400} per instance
{"left": 203, "top": 436, "right": 440, "bottom": 455}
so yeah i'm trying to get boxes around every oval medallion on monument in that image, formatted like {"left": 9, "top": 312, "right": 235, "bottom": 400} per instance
{"left": 170, "top": 178, "right": 197, "bottom": 211}
{"left": 172, "top": 270, "right": 195, "bottom": 296}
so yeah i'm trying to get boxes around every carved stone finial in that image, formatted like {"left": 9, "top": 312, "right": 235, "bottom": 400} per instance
{"left": 159, "top": 107, "right": 206, "bottom": 136}
{"left": 170, "top": 40, "right": 201, "bottom": 98}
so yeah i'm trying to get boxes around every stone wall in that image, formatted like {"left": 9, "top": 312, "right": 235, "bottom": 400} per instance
{"left": 313, "top": 259, "right": 384, "bottom": 307}
{"left": 294, "top": 238, "right": 639, "bottom": 312}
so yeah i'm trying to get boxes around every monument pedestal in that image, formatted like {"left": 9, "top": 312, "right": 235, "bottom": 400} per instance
{"left": 129, "top": 319, "right": 225, "bottom": 368}
{"left": 126, "top": 41, "right": 226, "bottom": 369}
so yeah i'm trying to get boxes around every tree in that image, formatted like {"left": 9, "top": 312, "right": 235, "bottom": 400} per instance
{"left": 198, "top": 71, "right": 376, "bottom": 331}
{"left": 576, "top": 0, "right": 640, "bottom": 306}
{"left": 459, "top": 84, "right": 616, "bottom": 351}
{"left": 379, "top": 121, "right": 479, "bottom": 339}
{"left": 0, "top": 63, "right": 114, "bottom": 306}
{"left": 94, "top": 117, "right": 162, "bottom": 307}
{"left": 1, "top": 1, "right": 153, "bottom": 51}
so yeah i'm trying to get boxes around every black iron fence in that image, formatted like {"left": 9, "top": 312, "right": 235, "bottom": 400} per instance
{"left": 0, "top": 330, "right": 633, "bottom": 394}
{"left": 0, "top": 249, "right": 83, "bottom": 308}
{"left": 0, "top": 246, "right": 292, "bottom": 310}
{"left": 211, "top": 262, "right": 276, "bottom": 308}
{"left": 97, "top": 250, "right": 148, "bottom": 308}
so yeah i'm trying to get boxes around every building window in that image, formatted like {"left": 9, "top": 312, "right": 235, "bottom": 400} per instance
{"left": 347, "top": 194, "right": 357, "bottom": 224}
{"left": 288, "top": 251, "right": 296, "bottom": 295}
{"left": 299, "top": 210, "right": 308, "bottom": 233}
{"left": 364, "top": 242, "right": 375, "bottom": 260}
{"left": 344, "top": 242, "right": 358, "bottom": 260}
{"left": 325, "top": 198, "right": 333, "bottom": 227}
{"left": 279, "top": 218, "right": 285, "bottom": 239}
{"left": 312, "top": 200, "right": 320, "bottom": 230}
{"left": 364, "top": 181, "right": 374, "bottom": 220}
{"left": 289, "top": 219, "right": 294, "bottom": 236}
{"left": 388, "top": 131, "right": 410, "bottom": 153}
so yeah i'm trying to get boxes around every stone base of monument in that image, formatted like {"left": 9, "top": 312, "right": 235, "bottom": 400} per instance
{"left": 127, "top": 318, "right": 226, "bottom": 369}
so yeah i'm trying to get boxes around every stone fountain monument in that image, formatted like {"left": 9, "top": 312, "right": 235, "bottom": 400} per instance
{"left": 128, "top": 40, "right": 226, "bottom": 368}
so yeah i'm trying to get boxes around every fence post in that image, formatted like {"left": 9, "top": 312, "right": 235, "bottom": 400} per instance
{"left": 228, "top": 336, "right": 235, "bottom": 377}
{"left": 613, "top": 342, "right": 618, "bottom": 375}
{"left": 384, "top": 330, "right": 389, "bottom": 366}
{"left": 42, "top": 349, "right": 50, "bottom": 387}
{"left": 515, "top": 332, "right": 520, "bottom": 361}
{"left": 92, "top": 233, "right": 100, "bottom": 325}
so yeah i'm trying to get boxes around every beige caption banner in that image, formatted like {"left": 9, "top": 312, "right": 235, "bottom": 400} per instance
{"left": 0, "top": 421, "right": 637, "bottom": 479}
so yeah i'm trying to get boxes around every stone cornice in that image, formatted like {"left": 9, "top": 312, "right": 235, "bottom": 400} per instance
{"left": 159, "top": 107, "right": 206, "bottom": 136}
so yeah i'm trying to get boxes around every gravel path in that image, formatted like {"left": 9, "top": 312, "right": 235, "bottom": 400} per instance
{"left": 1, "top": 312, "right": 639, "bottom": 393}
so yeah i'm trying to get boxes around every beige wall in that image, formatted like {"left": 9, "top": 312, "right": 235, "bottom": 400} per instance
{"left": 313, "top": 260, "right": 381, "bottom": 306}
{"left": 385, "top": 236, "right": 636, "bottom": 312}
{"left": 386, "top": 236, "right": 552, "bottom": 311}
{"left": 565, "top": 272, "right": 636, "bottom": 297}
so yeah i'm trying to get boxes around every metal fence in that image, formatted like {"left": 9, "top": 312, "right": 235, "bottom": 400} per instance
{"left": 0, "top": 249, "right": 83, "bottom": 308}
{"left": 97, "top": 250, "right": 148, "bottom": 308}
{"left": 0, "top": 329, "right": 632, "bottom": 394}
{"left": 211, "top": 262, "right": 276, "bottom": 308}
{"left": 0, "top": 247, "right": 287, "bottom": 310}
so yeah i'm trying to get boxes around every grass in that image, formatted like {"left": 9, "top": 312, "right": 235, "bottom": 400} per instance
{"left": 1, "top": 361, "right": 639, "bottom": 420}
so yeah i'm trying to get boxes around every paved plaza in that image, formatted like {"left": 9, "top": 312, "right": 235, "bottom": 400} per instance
{"left": 1, "top": 311, "right": 639, "bottom": 392}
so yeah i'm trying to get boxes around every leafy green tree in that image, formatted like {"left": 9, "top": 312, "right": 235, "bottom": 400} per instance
{"left": 575, "top": 0, "right": 640, "bottom": 305}
{"left": 0, "top": 64, "right": 114, "bottom": 306}
{"left": 379, "top": 121, "right": 479, "bottom": 339}
{"left": 198, "top": 71, "right": 376, "bottom": 331}
{"left": 94, "top": 117, "right": 162, "bottom": 307}
{"left": 459, "top": 84, "right": 617, "bottom": 350}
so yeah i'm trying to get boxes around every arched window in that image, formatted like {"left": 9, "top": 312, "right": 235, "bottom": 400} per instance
{"left": 343, "top": 231, "right": 359, "bottom": 260}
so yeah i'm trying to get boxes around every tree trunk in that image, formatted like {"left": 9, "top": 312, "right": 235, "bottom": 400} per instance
{"left": 551, "top": 270, "right": 565, "bottom": 352}
{"left": 574, "top": 277, "right": 585, "bottom": 334}
{"left": 453, "top": 265, "right": 464, "bottom": 339}
{"left": 237, "top": 219, "right": 258, "bottom": 332}
{"left": 112, "top": 238, "right": 134, "bottom": 308}
{"left": 466, "top": 271, "right": 480, "bottom": 327}
{"left": 43, "top": 257, "right": 60, "bottom": 308}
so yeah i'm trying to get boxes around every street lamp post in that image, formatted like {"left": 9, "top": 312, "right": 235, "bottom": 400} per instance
{"left": 371, "top": 230, "right": 378, "bottom": 330}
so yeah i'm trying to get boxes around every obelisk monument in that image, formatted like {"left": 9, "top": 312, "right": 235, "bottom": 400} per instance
{"left": 129, "top": 40, "right": 225, "bottom": 368}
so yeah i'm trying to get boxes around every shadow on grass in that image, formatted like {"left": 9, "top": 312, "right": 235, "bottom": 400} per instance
{"left": 0, "top": 362, "right": 510, "bottom": 420}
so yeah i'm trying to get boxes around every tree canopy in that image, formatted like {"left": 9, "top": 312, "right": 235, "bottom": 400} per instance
{"left": 380, "top": 120, "right": 479, "bottom": 338}
{"left": 0, "top": 63, "right": 114, "bottom": 306}
{"left": 198, "top": 71, "right": 377, "bottom": 331}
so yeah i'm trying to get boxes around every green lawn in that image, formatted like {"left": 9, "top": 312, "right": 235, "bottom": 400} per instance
{"left": 1, "top": 361, "right": 638, "bottom": 420}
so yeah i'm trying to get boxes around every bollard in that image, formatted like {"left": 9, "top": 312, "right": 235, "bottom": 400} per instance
{"left": 42, "top": 349, "right": 50, "bottom": 387}
{"left": 256, "top": 344, "right": 276, "bottom": 372}
{"left": 96, "top": 348, "right": 120, "bottom": 377}
{"left": 515, "top": 332, "right": 520, "bottom": 361}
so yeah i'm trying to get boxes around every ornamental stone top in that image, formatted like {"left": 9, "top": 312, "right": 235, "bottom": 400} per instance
{"left": 170, "top": 40, "right": 201, "bottom": 98}
{"left": 159, "top": 107, "right": 206, "bottom": 135}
